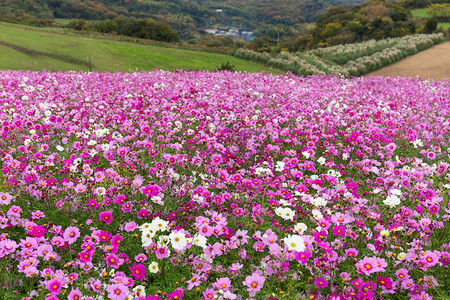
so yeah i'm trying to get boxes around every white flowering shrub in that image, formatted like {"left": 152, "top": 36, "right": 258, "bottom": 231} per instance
{"left": 233, "top": 33, "right": 445, "bottom": 77}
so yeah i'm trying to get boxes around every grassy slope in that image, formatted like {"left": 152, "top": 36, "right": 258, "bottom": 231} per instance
{"left": 438, "top": 22, "right": 450, "bottom": 30}
{"left": 0, "top": 22, "right": 279, "bottom": 73}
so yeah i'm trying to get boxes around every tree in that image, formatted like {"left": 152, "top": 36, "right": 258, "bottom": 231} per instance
{"left": 66, "top": 19, "right": 89, "bottom": 31}
{"left": 320, "top": 23, "right": 343, "bottom": 39}
{"left": 424, "top": 17, "right": 438, "bottom": 33}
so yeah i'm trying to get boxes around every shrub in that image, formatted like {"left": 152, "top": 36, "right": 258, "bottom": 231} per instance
{"left": 215, "top": 61, "right": 236, "bottom": 72}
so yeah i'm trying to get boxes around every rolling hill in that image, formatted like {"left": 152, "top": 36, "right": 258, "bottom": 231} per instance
{"left": 0, "top": 0, "right": 366, "bottom": 38}
{"left": 0, "top": 22, "right": 278, "bottom": 73}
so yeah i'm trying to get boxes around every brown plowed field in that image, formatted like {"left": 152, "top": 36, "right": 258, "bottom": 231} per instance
{"left": 366, "top": 41, "right": 450, "bottom": 81}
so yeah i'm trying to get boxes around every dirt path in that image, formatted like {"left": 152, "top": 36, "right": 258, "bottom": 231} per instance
{"left": 366, "top": 41, "right": 450, "bottom": 81}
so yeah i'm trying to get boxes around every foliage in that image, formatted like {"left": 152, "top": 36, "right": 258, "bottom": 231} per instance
{"left": 91, "top": 18, "right": 180, "bottom": 43}
{"left": 426, "top": 3, "right": 450, "bottom": 21}
{"left": 214, "top": 61, "right": 236, "bottom": 71}
{"left": 307, "top": 1, "right": 422, "bottom": 47}
{"left": 0, "top": 0, "right": 367, "bottom": 40}
{"left": 424, "top": 17, "right": 438, "bottom": 33}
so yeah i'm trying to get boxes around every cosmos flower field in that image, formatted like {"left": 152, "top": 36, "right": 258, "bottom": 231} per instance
{"left": 0, "top": 70, "right": 449, "bottom": 300}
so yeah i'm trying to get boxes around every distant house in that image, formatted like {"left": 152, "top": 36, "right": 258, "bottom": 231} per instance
{"left": 202, "top": 28, "right": 255, "bottom": 42}
{"left": 204, "top": 29, "right": 218, "bottom": 34}
{"left": 216, "top": 9, "right": 223, "bottom": 13}
{"left": 228, "top": 29, "right": 239, "bottom": 36}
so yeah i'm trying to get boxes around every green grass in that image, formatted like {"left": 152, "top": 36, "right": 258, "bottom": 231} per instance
{"left": 0, "top": 22, "right": 279, "bottom": 73}
{"left": 438, "top": 22, "right": 450, "bottom": 30}
{"left": 411, "top": 8, "right": 430, "bottom": 19}
{"left": 54, "top": 18, "right": 72, "bottom": 25}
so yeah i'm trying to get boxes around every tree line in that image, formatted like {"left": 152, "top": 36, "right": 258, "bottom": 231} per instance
{"left": 66, "top": 18, "right": 180, "bottom": 43}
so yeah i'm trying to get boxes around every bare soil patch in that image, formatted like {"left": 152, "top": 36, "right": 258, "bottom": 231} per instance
{"left": 366, "top": 41, "right": 450, "bottom": 81}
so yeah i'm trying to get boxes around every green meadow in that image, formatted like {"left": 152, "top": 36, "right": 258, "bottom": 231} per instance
{"left": 438, "top": 22, "right": 450, "bottom": 30}
{"left": 411, "top": 8, "right": 430, "bottom": 18}
{"left": 410, "top": 9, "right": 449, "bottom": 31}
{"left": 0, "top": 22, "right": 279, "bottom": 73}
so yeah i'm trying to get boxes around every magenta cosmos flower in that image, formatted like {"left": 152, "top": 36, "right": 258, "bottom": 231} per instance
{"left": 46, "top": 278, "right": 62, "bottom": 295}
{"left": 315, "top": 277, "right": 329, "bottom": 289}
{"left": 243, "top": 271, "right": 265, "bottom": 297}
{"left": 129, "top": 262, "right": 146, "bottom": 281}
{"left": 99, "top": 210, "right": 113, "bottom": 224}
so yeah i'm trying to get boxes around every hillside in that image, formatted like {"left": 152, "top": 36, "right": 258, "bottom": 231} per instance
{"left": 0, "top": 22, "right": 278, "bottom": 73}
{"left": 0, "top": 0, "right": 365, "bottom": 38}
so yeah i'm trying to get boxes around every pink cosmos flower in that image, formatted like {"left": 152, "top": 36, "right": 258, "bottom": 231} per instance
{"left": 355, "top": 256, "right": 378, "bottom": 275}
{"left": 155, "top": 247, "right": 170, "bottom": 259}
{"left": 74, "top": 183, "right": 86, "bottom": 193}
{"left": 20, "top": 237, "right": 38, "bottom": 249}
{"left": 106, "top": 283, "right": 129, "bottom": 300}
{"left": 212, "top": 277, "right": 232, "bottom": 291}
{"left": 90, "top": 279, "right": 102, "bottom": 293}
{"left": 135, "top": 253, "right": 147, "bottom": 262}
{"left": 124, "top": 221, "right": 137, "bottom": 232}
{"left": 7, "top": 205, "right": 22, "bottom": 217}
{"left": 67, "top": 287, "right": 83, "bottom": 300}
{"left": 0, "top": 192, "right": 12, "bottom": 205}
{"left": 51, "top": 236, "right": 65, "bottom": 248}
{"left": 94, "top": 171, "right": 105, "bottom": 182}
{"left": 99, "top": 210, "right": 113, "bottom": 224}
{"left": 117, "top": 146, "right": 129, "bottom": 157}
{"left": 186, "top": 273, "right": 202, "bottom": 290}
{"left": 243, "top": 271, "right": 265, "bottom": 297}
{"left": 63, "top": 226, "right": 80, "bottom": 244}
{"left": 203, "top": 288, "right": 216, "bottom": 299}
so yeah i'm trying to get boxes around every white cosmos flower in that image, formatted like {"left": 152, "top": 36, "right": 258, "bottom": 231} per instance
{"left": 390, "top": 189, "right": 402, "bottom": 195}
{"left": 148, "top": 261, "right": 159, "bottom": 273}
{"left": 317, "top": 157, "right": 326, "bottom": 165}
{"left": 383, "top": 195, "right": 401, "bottom": 208}
{"left": 192, "top": 234, "right": 208, "bottom": 249}
{"left": 139, "top": 222, "right": 151, "bottom": 232}
{"left": 311, "top": 197, "right": 327, "bottom": 207}
{"left": 275, "top": 161, "right": 285, "bottom": 172}
{"left": 132, "top": 285, "right": 146, "bottom": 297}
{"left": 151, "top": 217, "right": 169, "bottom": 232}
{"left": 169, "top": 231, "right": 188, "bottom": 251}
{"left": 293, "top": 223, "right": 308, "bottom": 235}
{"left": 275, "top": 207, "right": 295, "bottom": 221}
{"left": 311, "top": 209, "right": 323, "bottom": 220}
{"left": 151, "top": 196, "right": 164, "bottom": 205}
{"left": 141, "top": 230, "right": 155, "bottom": 247}
{"left": 283, "top": 234, "right": 305, "bottom": 252}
